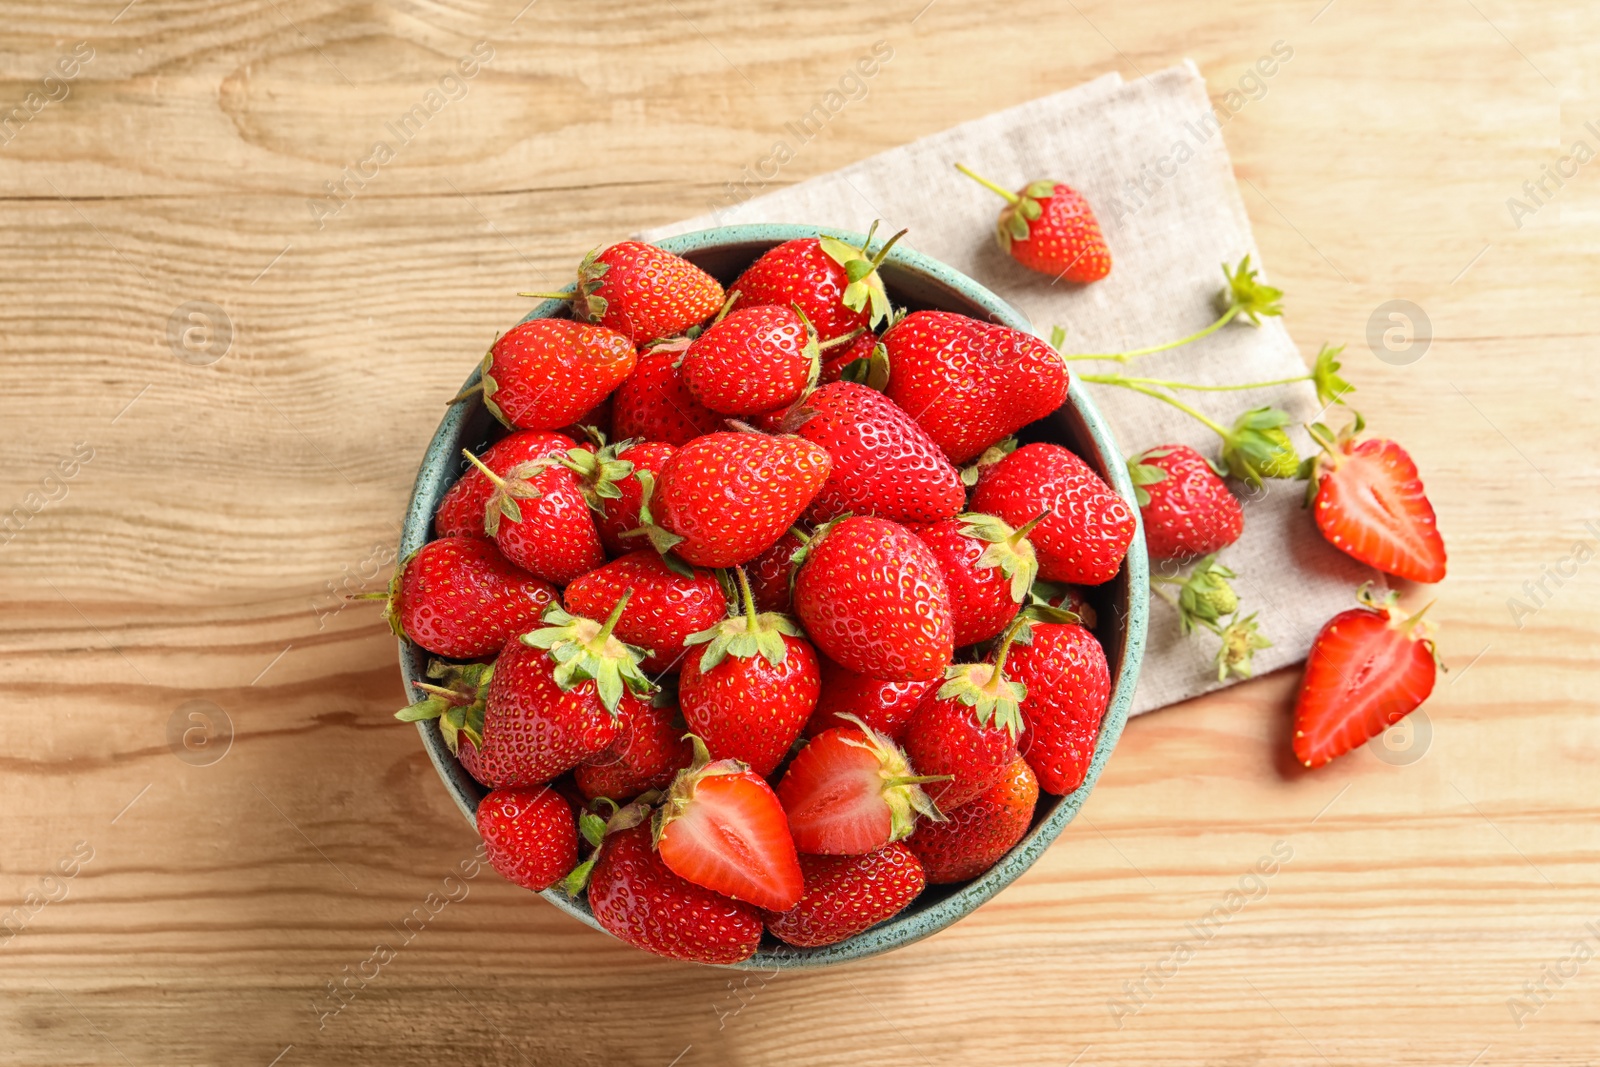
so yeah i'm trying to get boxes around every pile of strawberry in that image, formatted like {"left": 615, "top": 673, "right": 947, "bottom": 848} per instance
{"left": 386, "top": 233, "right": 1132, "bottom": 965}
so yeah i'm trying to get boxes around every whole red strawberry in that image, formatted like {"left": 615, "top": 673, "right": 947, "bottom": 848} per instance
{"left": 803, "top": 658, "right": 937, "bottom": 741}
{"left": 956, "top": 164, "right": 1111, "bottom": 282}
{"left": 476, "top": 786, "right": 578, "bottom": 892}
{"left": 564, "top": 550, "right": 727, "bottom": 674}
{"left": 780, "top": 381, "right": 965, "bottom": 526}
{"left": 1008, "top": 620, "right": 1109, "bottom": 795}
{"left": 1293, "top": 586, "right": 1439, "bottom": 768}
{"left": 586, "top": 438, "right": 676, "bottom": 556}
{"left": 969, "top": 442, "right": 1135, "bottom": 586}
{"left": 526, "top": 241, "right": 724, "bottom": 345}
{"left": 398, "top": 598, "right": 652, "bottom": 787}
{"left": 746, "top": 528, "right": 807, "bottom": 613}
{"left": 575, "top": 698, "right": 693, "bottom": 802}
{"left": 382, "top": 537, "right": 557, "bottom": 659}
{"left": 585, "top": 816, "right": 764, "bottom": 964}
{"left": 654, "top": 736, "right": 804, "bottom": 911}
{"left": 458, "top": 319, "right": 637, "bottom": 431}
{"left": 681, "top": 304, "right": 818, "bottom": 416}
{"left": 900, "top": 618, "right": 1029, "bottom": 810}
{"left": 435, "top": 430, "right": 580, "bottom": 539}
{"left": 913, "top": 513, "right": 1040, "bottom": 647}
{"left": 611, "top": 348, "right": 726, "bottom": 447}
{"left": 1306, "top": 419, "right": 1447, "bottom": 584}
{"left": 765, "top": 843, "right": 926, "bottom": 948}
{"left": 680, "top": 569, "right": 819, "bottom": 777}
{"left": 1128, "top": 445, "right": 1244, "bottom": 561}
{"left": 642, "top": 431, "right": 831, "bottom": 569}
{"left": 906, "top": 757, "right": 1038, "bottom": 883}
{"left": 777, "top": 721, "right": 943, "bottom": 855}
{"left": 731, "top": 224, "right": 904, "bottom": 341}
{"left": 463, "top": 450, "right": 605, "bottom": 586}
{"left": 793, "top": 516, "right": 954, "bottom": 682}
{"left": 882, "top": 311, "right": 1069, "bottom": 464}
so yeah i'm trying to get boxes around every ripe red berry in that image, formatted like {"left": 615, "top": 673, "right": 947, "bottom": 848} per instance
{"left": 477, "top": 786, "right": 578, "bottom": 892}
{"left": 612, "top": 347, "right": 726, "bottom": 447}
{"left": 681, "top": 304, "right": 819, "bottom": 416}
{"left": 532, "top": 241, "right": 725, "bottom": 345}
{"left": 435, "top": 430, "right": 580, "bottom": 539}
{"left": 385, "top": 537, "right": 557, "bottom": 659}
{"left": 803, "top": 658, "right": 937, "bottom": 741}
{"left": 906, "top": 758, "right": 1039, "bottom": 883}
{"left": 765, "top": 843, "right": 926, "bottom": 948}
{"left": 563, "top": 550, "right": 728, "bottom": 674}
{"left": 956, "top": 164, "right": 1111, "bottom": 282}
{"left": 464, "top": 319, "right": 637, "bottom": 431}
{"left": 1128, "top": 445, "right": 1244, "bottom": 561}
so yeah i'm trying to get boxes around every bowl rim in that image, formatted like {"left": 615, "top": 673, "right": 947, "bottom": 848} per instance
{"left": 399, "top": 222, "right": 1148, "bottom": 969}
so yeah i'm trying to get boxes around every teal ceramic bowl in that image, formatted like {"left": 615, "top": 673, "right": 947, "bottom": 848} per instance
{"left": 400, "top": 223, "right": 1148, "bottom": 969}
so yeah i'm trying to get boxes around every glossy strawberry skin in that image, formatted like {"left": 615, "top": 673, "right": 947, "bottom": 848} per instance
{"left": 1007, "top": 184, "right": 1112, "bottom": 282}
{"left": 803, "top": 659, "right": 936, "bottom": 741}
{"left": 1009, "top": 622, "right": 1110, "bottom": 795}
{"left": 681, "top": 305, "right": 814, "bottom": 415}
{"left": 655, "top": 432, "right": 832, "bottom": 568}
{"left": 765, "top": 843, "right": 926, "bottom": 948}
{"left": 597, "top": 440, "right": 675, "bottom": 556}
{"left": 1293, "top": 604, "right": 1438, "bottom": 768}
{"left": 901, "top": 690, "right": 1019, "bottom": 812}
{"left": 564, "top": 550, "right": 728, "bottom": 674}
{"left": 656, "top": 766, "right": 804, "bottom": 911}
{"left": 589, "top": 241, "right": 724, "bottom": 344}
{"left": 1313, "top": 437, "right": 1447, "bottom": 584}
{"left": 476, "top": 786, "right": 577, "bottom": 892}
{"left": 820, "top": 330, "right": 878, "bottom": 383}
{"left": 574, "top": 701, "right": 693, "bottom": 802}
{"left": 588, "top": 822, "right": 763, "bottom": 965}
{"left": 490, "top": 463, "right": 606, "bottom": 586}
{"left": 912, "top": 520, "right": 1021, "bottom": 647}
{"left": 907, "top": 758, "right": 1038, "bottom": 883}
{"left": 882, "top": 311, "right": 1069, "bottom": 465}
{"left": 1135, "top": 444, "right": 1244, "bottom": 561}
{"left": 393, "top": 537, "right": 558, "bottom": 659}
{"left": 789, "top": 382, "right": 966, "bottom": 526}
{"left": 612, "top": 349, "right": 726, "bottom": 447}
{"left": 483, "top": 319, "right": 637, "bottom": 431}
{"left": 435, "top": 431, "right": 580, "bottom": 539}
{"left": 680, "top": 634, "right": 820, "bottom": 778}
{"left": 793, "top": 517, "right": 954, "bottom": 682}
{"left": 731, "top": 238, "right": 868, "bottom": 342}
{"left": 747, "top": 529, "right": 807, "bottom": 614}
{"left": 970, "top": 442, "right": 1135, "bottom": 586}
{"left": 457, "top": 636, "right": 642, "bottom": 788}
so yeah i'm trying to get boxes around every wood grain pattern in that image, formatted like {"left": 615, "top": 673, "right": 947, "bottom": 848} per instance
{"left": 3, "top": 0, "right": 1598, "bottom": 1063}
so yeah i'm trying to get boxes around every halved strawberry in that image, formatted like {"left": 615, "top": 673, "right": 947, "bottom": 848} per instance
{"left": 1307, "top": 417, "right": 1447, "bottom": 584}
{"left": 777, "top": 719, "right": 944, "bottom": 855}
{"left": 1293, "top": 585, "right": 1440, "bottom": 768}
{"left": 654, "top": 737, "right": 804, "bottom": 911}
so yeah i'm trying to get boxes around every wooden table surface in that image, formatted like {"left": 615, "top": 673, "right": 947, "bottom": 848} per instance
{"left": 3, "top": 1, "right": 1596, "bottom": 1064}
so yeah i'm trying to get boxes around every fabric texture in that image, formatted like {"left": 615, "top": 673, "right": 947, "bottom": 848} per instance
{"left": 644, "top": 62, "right": 1374, "bottom": 715}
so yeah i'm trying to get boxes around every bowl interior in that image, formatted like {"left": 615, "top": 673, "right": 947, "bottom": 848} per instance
{"left": 399, "top": 224, "right": 1148, "bottom": 969}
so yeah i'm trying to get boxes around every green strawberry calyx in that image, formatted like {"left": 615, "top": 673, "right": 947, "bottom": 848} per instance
{"left": 1158, "top": 554, "right": 1240, "bottom": 636}
{"left": 961, "top": 512, "right": 1043, "bottom": 604}
{"left": 833, "top": 712, "right": 948, "bottom": 840}
{"left": 448, "top": 342, "right": 513, "bottom": 429}
{"left": 623, "top": 469, "right": 694, "bottom": 577}
{"left": 394, "top": 660, "right": 494, "bottom": 755}
{"left": 955, "top": 163, "right": 1057, "bottom": 252}
{"left": 1126, "top": 449, "right": 1174, "bottom": 508}
{"left": 557, "top": 439, "right": 638, "bottom": 515}
{"left": 1297, "top": 409, "right": 1369, "bottom": 502}
{"left": 817, "top": 220, "right": 906, "bottom": 329}
{"left": 683, "top": 566, "right": 802, "bottom": 674}
{"left": 563, "top": 794, "right": 659, "bottom": 897}
{"left": 837, "top": 339, "right": 891, "bottom": 391}
{"left": 1214, "top": 612, "right": 1272, "bottom": 681}
{"left": 519, "top": 247, "right": 610, "bottom": 324}
{"left": 935, "top": 615, "right": 1030, "bottom": 736}
{"left": 651, "top": 734, "right": 752, "bottom": 847}
{"left": 521, "top": 594, "right": 653, "bottom": 714}
{"left": 1220, "top": 406, "right": 1299, "bottom": 487}
{"left": 461, "top": 449, "right": 551, "bottom": 537}
{"left": 959, "top": 437, "right": 1018, "bottom": 487}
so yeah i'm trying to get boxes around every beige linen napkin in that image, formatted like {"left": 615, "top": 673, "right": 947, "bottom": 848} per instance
{"left": 644, "top": 62, "right": 1374, "bottom": 716}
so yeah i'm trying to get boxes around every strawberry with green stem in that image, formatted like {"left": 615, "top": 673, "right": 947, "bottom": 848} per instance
{"left": 955, "top": 163, "right": 1111, "bottom": 283}
{"left": 1087, "top": 387, "right": 1300, "bottom": 487}
{"left": 1303, "top": 413, "right": 1447, "bottom": 584}
{"left": 1007, "top": 618, "right": 1109, "bottom": 795}
{"left": 1151, "top": 555, "right": 1272, "bottom": 681}
{"left": 777, "top": 714, "right": 947, "bottom": 855}
{"left": 680, "top": 567, "right": 820, "bottom": 777}
{"left": 452, "top": 319, "right": 638, "bottom": 431}
{"left": 913, "top": 512, "right": 1044, "bottom": 647}
{"left": 521, "top": 241, "right": 725, "bottom": 345}
{"left": 434, "top": 430, "right": 583, "bottom": 539}
{"left": 462, "top": 449, "right": 605, "bottom": 585}
{"left": 564, "top": 550, "right": 728, "bottom": 674}
{"left": 731, "top": 222, "right": 907, "bottom": 342}
{"left": 1293, "top": 585, "right": 1441, "bottom": 768}
{"left": 372, "top": 536, "right": 558, "bottom": 659}
{"left": 653, "top": 735, "right": 804, "bottom": 911}
{"left": 900, "top": 614, "right": 1031, "bottom": 811}
{"left": 1127, "top": 445, "right": 1245, "bottom": 561}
